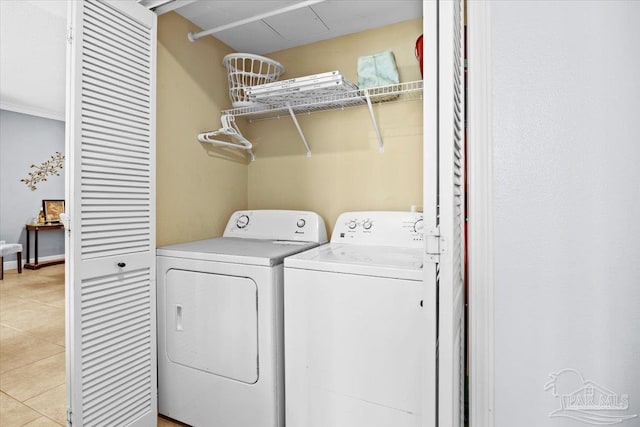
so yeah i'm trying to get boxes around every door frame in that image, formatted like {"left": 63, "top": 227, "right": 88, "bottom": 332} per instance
{"left": 466, "top": 2, "right": 495, "bottom": 427}
{"left": 421, "top": 2, "right": 438, "bottom": 426}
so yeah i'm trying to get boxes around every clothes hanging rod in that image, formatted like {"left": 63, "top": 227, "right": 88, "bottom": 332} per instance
{"left": 188, "top": 0, "right": 327, "bottom": 42}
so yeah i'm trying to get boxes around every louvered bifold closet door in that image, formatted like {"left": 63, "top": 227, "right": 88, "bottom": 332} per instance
{"left": 435, "top": 0, "right": 466, "bottom": 426}
{"left": 66, "top": 1, "right": 157, "bottom": 426}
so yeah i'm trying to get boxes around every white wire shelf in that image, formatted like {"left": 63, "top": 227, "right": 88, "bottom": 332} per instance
{"left": 206, "top": 80, "right": 423, "bottom": 159}
{"left": 222, "top": 80, "right": 424, "bottom": 122}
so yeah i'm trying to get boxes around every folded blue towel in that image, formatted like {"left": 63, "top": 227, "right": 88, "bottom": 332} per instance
{"left": 357, "top": 50, "right": 400, "bottom": 89}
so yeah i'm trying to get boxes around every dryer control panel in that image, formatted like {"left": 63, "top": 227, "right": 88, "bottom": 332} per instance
{"left": 331, "top": 211, "right": 424, "bottom": 247}
{"left": 223, "top": 210, "right": 328, "bottom": 243}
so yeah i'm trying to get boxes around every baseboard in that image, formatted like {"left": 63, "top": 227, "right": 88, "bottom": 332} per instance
{"left": 2, "top": 254, "right": 65, "bottom": 272}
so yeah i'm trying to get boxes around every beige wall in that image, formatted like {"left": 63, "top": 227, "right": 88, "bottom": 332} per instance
{"left": 156, "top": 15, "right": 423, "bottom": 243}
{"left": 244, "top": 19, "right": 423, "bottom": 235}
{"left": 156, "top": 13, "right": 248, "bottom": 246}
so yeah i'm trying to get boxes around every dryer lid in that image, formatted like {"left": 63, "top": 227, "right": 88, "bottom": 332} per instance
{"left": 157, "top": 237, "right": 322, "bottom": 266}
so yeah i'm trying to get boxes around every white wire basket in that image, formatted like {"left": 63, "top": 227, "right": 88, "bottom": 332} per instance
{"left": 223, "top": 53, "right": 285, "bottom": 108}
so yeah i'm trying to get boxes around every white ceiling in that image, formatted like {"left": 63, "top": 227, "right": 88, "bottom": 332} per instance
{"left": 169, "top": 0, "right": 422, "bottom": 55}
{"left": 0, "top": 0, "right": 68, "bottom": 121}
{"left": 0, "top": 0, "right": 421, "bottom": 121}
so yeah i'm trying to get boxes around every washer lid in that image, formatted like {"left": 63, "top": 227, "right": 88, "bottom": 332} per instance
{"left": 284, "top": 243, "right": 423, "bottom": 281}
{"left": 157, "top": 237, "right": 322, "bottom": 266}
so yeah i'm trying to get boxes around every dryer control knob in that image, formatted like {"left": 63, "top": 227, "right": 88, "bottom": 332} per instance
{"left": 236, "top": 214, "right": 250, "bottom": 229}
{"left": 363, "top": 220, "right": 373, "bottom": 230}
{"left": 348, "top": 220, "right": 357, "bottom": 230}
{"left": 413, "top": 218, "right": 424, "bottom": 233}
{"left": 297, "top": 218, "right": 306, "bottom": 228}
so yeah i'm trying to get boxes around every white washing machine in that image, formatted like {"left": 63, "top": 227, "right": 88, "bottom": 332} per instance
{"left": 284, "top": 211, "right": 425, "bottom": 427}
{"left": 157, "top": 210, "right": 327, "bottom": 427}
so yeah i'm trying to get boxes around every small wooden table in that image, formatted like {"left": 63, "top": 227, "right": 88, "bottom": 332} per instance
{"left": 24, "top": 223, "right": 65, "bottom": 270}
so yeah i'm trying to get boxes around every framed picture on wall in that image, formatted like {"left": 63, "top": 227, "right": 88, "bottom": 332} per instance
{"left": 43, "top": 199, "right": 65, "bottom": 223}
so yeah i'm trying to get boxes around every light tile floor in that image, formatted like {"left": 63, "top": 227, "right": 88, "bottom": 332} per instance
{"left": 0, "top": 265, "right": 186, "bottom": 426}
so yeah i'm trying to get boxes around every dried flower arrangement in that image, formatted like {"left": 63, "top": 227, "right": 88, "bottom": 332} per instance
{"left": 21, "top": 151, "right": 65, "bottom": 191}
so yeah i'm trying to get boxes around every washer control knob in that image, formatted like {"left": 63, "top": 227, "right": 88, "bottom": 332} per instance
{"left": 363, "top": 220, "right": 373, "bottom": 230}
{"left": 413, "top": 218, "right": 424, "bottom": 233}
{"left": 236, "top": 214, "right": 250, "bottom": 229}
{"left": 348, "top": 220, "right": 357, "bottom": 230}
{"left": 297, "top": 218, "right": 306, "bottom": 228}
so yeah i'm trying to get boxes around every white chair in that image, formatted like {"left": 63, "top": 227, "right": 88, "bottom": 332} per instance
{"left": 0, "top": 242, "right": 23, "bottom": 280}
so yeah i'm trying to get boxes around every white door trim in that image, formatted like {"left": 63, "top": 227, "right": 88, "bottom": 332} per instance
{"left": 467, "top": 2, "right": 495, "bottom": 427}
{"left": 421, "top": 1, "right": 438, "bottom": 425}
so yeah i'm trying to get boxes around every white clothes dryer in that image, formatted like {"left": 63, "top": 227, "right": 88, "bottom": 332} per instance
{"left": 157, "top": 210, "right": 327, "bottom": 427}
{"left": 284, "top": 211, "right": 424, "bottom": 427}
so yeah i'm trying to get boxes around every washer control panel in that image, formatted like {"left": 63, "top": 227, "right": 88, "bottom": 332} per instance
{"left": 331, "top": 211, "right": 424, "bottom": 247}
{"left": 224, "top": 210, "right": 328, "bottom": 243}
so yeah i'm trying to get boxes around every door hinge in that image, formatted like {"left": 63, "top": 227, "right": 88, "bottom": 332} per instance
{"left": 66, "top": 26, "right": 73, "bottom": 44}
{"left": 425, "top": 227, "right": 446, "bottom": 263}
{"left": 66, "top": 408, "right": 72, "bottom": 425}
{"left": 60, "top": 213, "right": 71, "bottom": 233}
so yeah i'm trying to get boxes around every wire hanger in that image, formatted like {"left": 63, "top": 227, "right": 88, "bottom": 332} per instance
{"left": 197, "top": 115, "right": 255, "bottom": 161}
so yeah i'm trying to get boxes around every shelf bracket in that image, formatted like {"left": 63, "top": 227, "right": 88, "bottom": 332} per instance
{"left": 287, "top": 104, "right": 312, "bottom": 157}
{"left": 364, "top": 89, "right": 384, "bottom": 152}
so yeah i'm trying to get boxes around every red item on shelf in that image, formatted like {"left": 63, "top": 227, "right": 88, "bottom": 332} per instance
{"left": 415, "top": 34, "right": 423, "bottom": 77}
